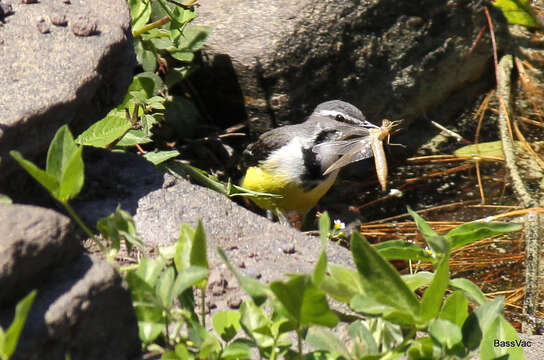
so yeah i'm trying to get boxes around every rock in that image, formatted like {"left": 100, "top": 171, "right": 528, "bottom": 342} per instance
{"left": 0, "top": 0, "right": 135, "bottom": 180}
{"left": 73, "top": 149, "right": 354, "bottom": 298}
{"left": 0, "top": 204, "right": 81, "bottom": 306}
{"left": 191, "top": 0, "right": 507, "bottom": 136}
{"left": 0, "top": 254, "right": 141, "bottom": 360}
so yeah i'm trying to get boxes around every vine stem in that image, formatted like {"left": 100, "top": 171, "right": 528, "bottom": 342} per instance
{"left": 63, "top": 202, "right": 107, "bottom": 253}
{"left": 200, "top": 287, "right": 206, "bottom": 328}
{"left": 132, "top": 16, "right": 171, "bottom": 38}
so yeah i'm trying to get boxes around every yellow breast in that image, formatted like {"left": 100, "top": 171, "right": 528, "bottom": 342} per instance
{"left": 241, "top": 165, "right": 339, "bottom": 214}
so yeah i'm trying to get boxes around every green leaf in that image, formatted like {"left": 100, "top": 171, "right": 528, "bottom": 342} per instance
{"left": 374, "top": 240, "right": 434, "bottom": 262}
{"left": 217, "top": 248, "right": 270, "bottom": 306}
{"left": 221, "top": 341, "right": 252, "bottom": 360}
{"left": 270, "top": 275, "right": 338, "bottom": 328}
{"left": 445, "top": 221, "right": 522, "bottom": 250}
{"left": 57, "top": 146, "right": 84, "bottom": 202}
{"left": 171, "top": 266, "right": 209, "bottom": 302}
{"left": 128, "top": 0, "right": 151, "bottom": 30}
{"left": 348, "top": 321, "right": 379, "bottom": 357}
{"left": 462, "top": 296, "right": 504, "bottom": 350}
{"left": 439, "top": 291, "right": 469, "bottom": 328}
{"left": 42, "top": 125, "right": 84, "bottom": 201}
{"left": 407, "top": 207, "right": 448, "bottom": 256}
{"left": 143, "top": 150, "right": 180, "bottom": 165}
{"left": 350, "top": 294, "right": 398, "bottom": 316}
{"left": 212, "top": 310, "right": 241, "bottom": 343}
{"left": 418, "top": 253, "right": 449, "bottom": 323}
{"left": 305, "top": 326, "right": 351, "bottom": 359}
{"left": 9, "top": 151, "right": 59, "bottom": 195}
{"left": 177, "top": 26, "right": 212, "bottom": 52}
{"left": 190, "top": 220, "right": 208, "bottom": 269}
{"left": 313, "top": 212, "right": 330, "bottom": 286}
{"left": 350, "top": 232, "right": 420, "bottom": 316}
{"left": 46, "top": 125, "right": 78, "bottom": 179}
{"left": 174, "top": 223, "right": 195, "bottom": 272}
{"left": 429, "top": 319, "right": 463, "bottom": 349}
{"left": 138, "top": 321, "right": 164, "bottom": 345}
{"left": 97, "top": 205, "right": 143, "bottom": 260}
{"left": 320, "top": 264, "right": 364, "bottom": 303}
{"left": 493, "top": 0, "right": 541, "bottom": 28}
{"left": 169, "top": 6, "right": 196, "bottom": 32}
{"left": 401, "top": 271, "right": 434, "bottom": 292}
{"left": 454, "top": 140, "right": 513, "bottom": 160}
{"left": 480, "top": 316, "right": 525, "bottom": 360}
{"left": 169, "top": 50, "right": 194, "bottom": 62}
{"left": 156, "top": 267, "right": 175, "bottom": 308}
{"left": 137, "top": 257, "right": 166, "bottom": 289}
{"left": 0, "top": 194, "right": 12, "bottom": 204}
{"left": 449, "top": 278, "right": 488, "bottom": 305}
{"left": 1, "top": 290, "right": 37, "bottom": 359}
{"left": 75, "top": 111, "right": 132, "bottom": 147}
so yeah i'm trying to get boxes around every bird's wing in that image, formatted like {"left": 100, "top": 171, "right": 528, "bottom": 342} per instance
{"left": 322, "top": 140, "right": 374, "bottom": 175}
{"left": 312, "top": 138, "right": 368, "bottom": 155}
{"left": 243, "top": 126, "right": 300, "bottom": 166}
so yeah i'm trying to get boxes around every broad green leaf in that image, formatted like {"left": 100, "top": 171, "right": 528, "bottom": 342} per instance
{"left": 305, "top": 326, "right": 351, "bottom": 359}
{"left": 221, "top": 341, "right": 252, "bottom": 360}
{"left": 350, "top": 294, "right": 398, "bottom": 316}
{"left": 143, "top": 150, "right": 180, "bottom": 165}
{"left": 454, "top": 140, "right": 515, "bottom": 160}
{"left": 190, "top": 220, "right": 208, "bottom": 269}
{"left": 348, "top": 321, "right": 379, "bottom": 357}
{"left": 270, "top": 275, "right": 338, "bottom": 328}
{"left": 137, "top": 257, "right": 166, "bottom": 288}
{"left": 96, "top": 206, "right": 144, "bottom": 255}
{"left": 138, "top": 321, "right": 163, "bottom": 345}
{"left": 169, "top": 6, "right": 196, "bottom": 33}
{"left": 450, "top": 278, "right": 488, "bottom": 305}
{"left": 439, "top": 291, "right": 469, "bottom": 328}
{"left": 406, "top": 337, "right": 440, "bottom": 359}
{"left": 313, "top": 212, "right": 330, "bottom": 286}
{"left": 429, "top": 319, "right": 462, "bottom": 349}
{"left": 57, "top": 146, "right": 84, "bottom": 202}
{"left": 402, "top": 271, "right": 434, "bottom": 292}
{"left": 9, "top": 151, "right": 59, "bottom": 194}
{"left": 175, "top": 223, "right": 195, "bottom": 272}
{"left": 493, "top": 0, "right": 541, "bottom": 28}
{"left": 169, "top": 50, "right": 194, "bottom": 62}
{"left": 156, "top": 267, "right": 175, "bottom": 308}
{"left": 46, "top": 125, "right": 78, "bottom": 179}
{"left": 351, "top": 232, "right": 419, "bottom": 315}
{"left": 407, "top": 207, "right": 448, "bottom": 256}
{"left": 374, "top": 240, "right": 434, "bottom": 262}
{"left": 462, "top": 296, "right": 504, "bottom": 350}
{"left": 171, "top": 266, "right": 209, "bottom": 302}
{"left": 75, "top": 111, "right": 131, "bottom": 147}
{"left": 321, "top": 264, "right": 364, "bottom": 303}
{"left": 212, "top": 310, "right": 241, "bottom": 343}
{"left": 0, "top": 194, "right": 12, "bottom": 204}
{"left": 128, "top": 0, "right": 151, "bottom": 30}
{"left": 419, "top": 253, "right": 449, "bottom": 323}
{"left": 480, "top": 316, "right": 524, "bottom": 360}
{"left": 1, "top": 290, "right": 37, "bottom": 359}
{"left": 445, "top": 222, "right": 522, "bottom": 250}
{"left": 217, "top": 248, "right": 270, "bottom": 305}
{"left": 177, "top": 26, "right": 212, "bottom": 52}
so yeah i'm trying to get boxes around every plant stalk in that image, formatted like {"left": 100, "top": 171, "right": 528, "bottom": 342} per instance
{"left": 63, "top": 202, "right": 107, "bottom": 253}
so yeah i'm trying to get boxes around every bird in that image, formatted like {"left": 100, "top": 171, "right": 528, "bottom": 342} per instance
{"left": 241, "top": 100, "right": 386, "bottom": 228}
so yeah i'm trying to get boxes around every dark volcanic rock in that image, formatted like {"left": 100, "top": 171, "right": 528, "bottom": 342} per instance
{"left": 0, "top": 204, "right": 81, "bottom": 306}
{"left": 0, "top": 254, "right": 140, "bottom": 360}
{"left": 192, "top": 0, "right": 507, "bottom": 136}
{"left": 0, "top": 0, "right": 135, "bottom": 180}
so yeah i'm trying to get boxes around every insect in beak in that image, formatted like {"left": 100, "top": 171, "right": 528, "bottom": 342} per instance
{"left": 316, "top": 119, "right": 403, "bottom": 191}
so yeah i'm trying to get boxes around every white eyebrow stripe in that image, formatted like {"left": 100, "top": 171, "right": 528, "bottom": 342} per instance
{"left": 315, "top": 109, "right": 378, "bottom": 128}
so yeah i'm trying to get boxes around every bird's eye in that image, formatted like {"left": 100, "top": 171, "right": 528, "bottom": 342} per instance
{"left": 335, "top": 114, "right": 345, "bottom": 122}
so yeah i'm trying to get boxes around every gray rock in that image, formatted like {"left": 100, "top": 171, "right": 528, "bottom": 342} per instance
{"left": 74, "top": 149, "right": 354, "bottom": 283}
{"left": 0, "top": 0, "right": 135, "bottom": 179}
{"left": 0, "top": 254, "right": 140, "bottom": 360}
{"left": 192, "top": 0, "right": 507, "bottom": 136}
{"left": 0, "top": 204, "right": 81, "bottom": 306}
